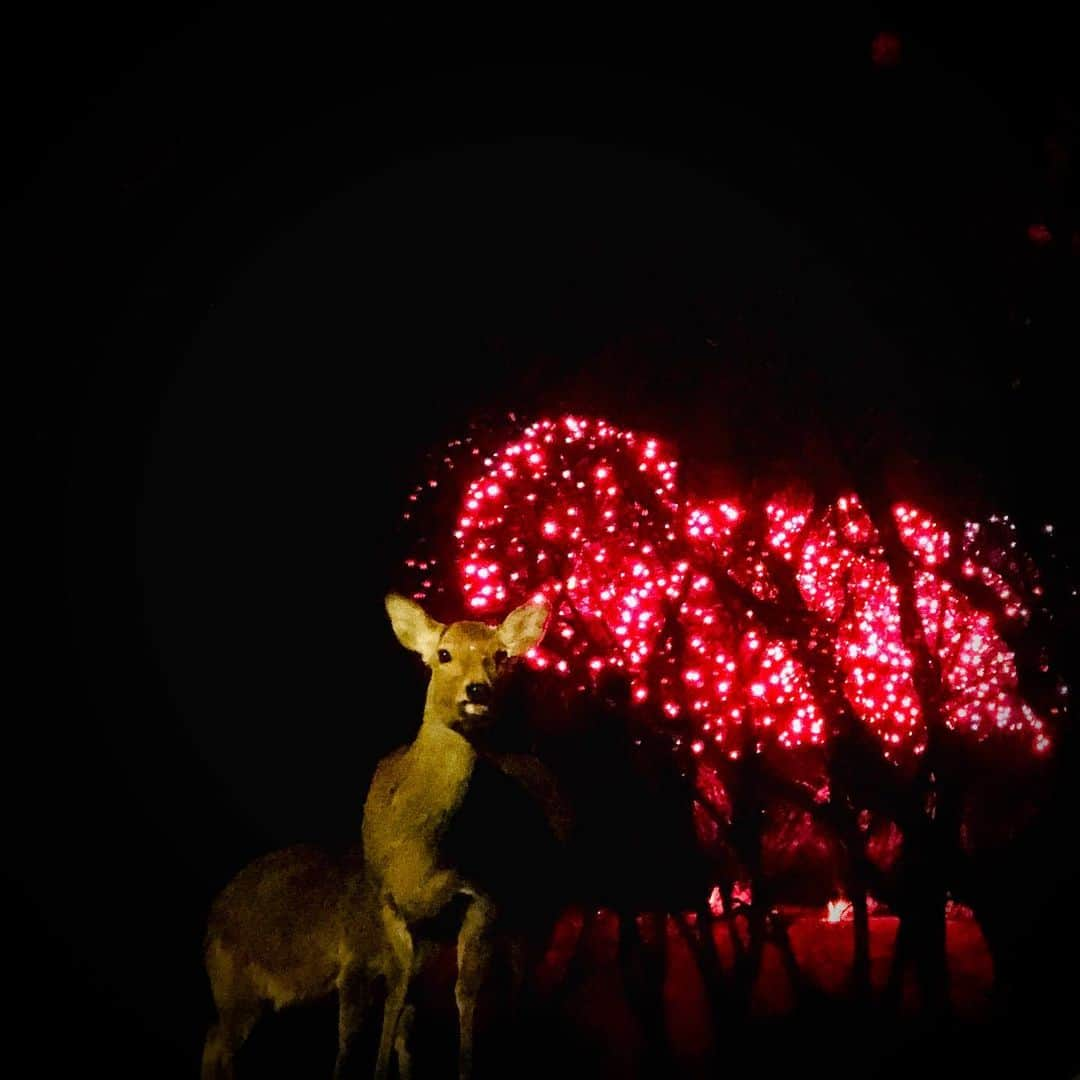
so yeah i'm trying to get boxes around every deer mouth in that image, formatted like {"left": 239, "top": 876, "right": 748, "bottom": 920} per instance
{"left": 459, "top": 702, "right": 491, "bottom": 719}
{"left": 456, "top": 701, "right": 494, "bottom": 731}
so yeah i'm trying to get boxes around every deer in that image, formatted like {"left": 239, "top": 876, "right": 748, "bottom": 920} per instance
{"left": 363, "top": 593, "right": 555, "bottom": 1079}
{"left": 201, "top": 593, "right": 556, "bottom": 1080}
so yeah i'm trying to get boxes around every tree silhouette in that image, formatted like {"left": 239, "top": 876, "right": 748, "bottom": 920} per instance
{"left": 399, "top": 413, "right": 1070, "bottom": 1020}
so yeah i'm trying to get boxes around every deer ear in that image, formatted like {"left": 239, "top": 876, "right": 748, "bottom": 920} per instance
{"left": 497, "top": 601, "right": 549, "bottom": 657}
{"left": 385, "top": 594, "right": 445, "bottom": 658}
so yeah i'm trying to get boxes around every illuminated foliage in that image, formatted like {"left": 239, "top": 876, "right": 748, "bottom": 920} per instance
{"left": 403, "top": 415, "right": 1059, "bottom": 762}
{"left": 450, "top": 416, "right": 683, "bottom": 686}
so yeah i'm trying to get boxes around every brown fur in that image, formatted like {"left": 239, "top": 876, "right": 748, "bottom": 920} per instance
{"left": 201, "top": 845, "right": 397, "bottom": 1079}
{"left": 202, "top": 595, "right": 550, "bottom": 1080}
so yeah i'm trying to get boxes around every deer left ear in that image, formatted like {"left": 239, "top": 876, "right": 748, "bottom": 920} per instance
{"left": 497, "top": 601, "right": 549, "bottom": 658}
{"left": 385, "top": 593, "right": 445, "bottom": 659}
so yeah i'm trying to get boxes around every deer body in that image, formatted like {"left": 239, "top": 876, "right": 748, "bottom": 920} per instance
{"left": 201, "top": 595, "right": 550, "bottom": 1080}
{"left": 201, "top": 845, "right": 401, "bottom": 1079}
{"left": 363, "top": 724, "right": 478, "bottom": 922}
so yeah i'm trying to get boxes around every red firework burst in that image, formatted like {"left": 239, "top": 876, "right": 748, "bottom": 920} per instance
{"left": 402, "top": 414, "right": 1058, "bottom": 761}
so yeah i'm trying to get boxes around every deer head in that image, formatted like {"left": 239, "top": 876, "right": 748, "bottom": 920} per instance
{"left": 385, "top": 594, "right": 549, "bottom": 736}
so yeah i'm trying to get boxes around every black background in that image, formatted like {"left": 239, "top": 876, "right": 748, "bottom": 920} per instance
{"left": 9, "top": 9, "right": 1079, "bottom": 1078}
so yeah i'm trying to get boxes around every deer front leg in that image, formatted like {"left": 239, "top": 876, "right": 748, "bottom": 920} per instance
{"left": 393, "top": 1003, "right": 416, "bottom": 1080}
{"left": 375, "top": 905, "right": 414, "bottom": 1080}
{"left": 392, "top": 936, "right": 431, "bottom": 1080}
{"left": 456, "top": 895, "right": 496, "bottom": 1080}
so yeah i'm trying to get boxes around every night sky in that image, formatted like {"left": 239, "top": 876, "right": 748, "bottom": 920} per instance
{"left": 10, "top": 11, "right": 1079, "bottom": 1078}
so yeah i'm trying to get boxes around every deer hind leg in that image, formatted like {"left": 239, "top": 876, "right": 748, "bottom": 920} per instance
{"left": 456, "top": 896, "right": 496, "bottom": 1080}
{"left": 502, "top": 928, "right": 542, "bottom": 1058}
{"left": 333, "top": 960, "right": 371, "bottom": 1080}
{"left": 202, "top": 943, "right": 263, "bottom": 1080}
{"left": 375, "top": 906, "right": 414, "bottom": 1080}
{"left": 505, "top": 923, "right": 549, "bottom": 1029}
{"left": 201, "top": 1002, "right": 261, "bottom": 1080}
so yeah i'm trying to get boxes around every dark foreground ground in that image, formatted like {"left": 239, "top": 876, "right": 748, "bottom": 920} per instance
{"left": 220, "top": 906, "right": 1059, "bottom": 1080}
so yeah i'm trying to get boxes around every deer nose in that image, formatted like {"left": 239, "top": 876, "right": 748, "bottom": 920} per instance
{"left": 465, "top": 683, "right": 491, "bottom": 704}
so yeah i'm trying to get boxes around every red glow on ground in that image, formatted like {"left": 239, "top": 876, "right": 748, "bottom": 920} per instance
{"left": 1027, "top": 223, "right": 1053, "bottom": 246}
{"left": 533, "top": 905, "right": 995, "bottom": 1031}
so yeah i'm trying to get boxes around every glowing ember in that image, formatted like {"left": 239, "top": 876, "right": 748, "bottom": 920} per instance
{"left": 707, "top": 886, "right": 725, "bottom": 917}
{"left": 945, "top": 898, "right": 976, "bottom": 920}
{"left": 825, "top": 898, "right": 853, "bottom": 924}
{"left": 731, "top": 881, "right": 753, "bottom": 908}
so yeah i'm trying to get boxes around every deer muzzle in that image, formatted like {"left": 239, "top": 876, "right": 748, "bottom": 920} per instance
{"left": 459, "top": 682, "right": 493, "bottom": 723}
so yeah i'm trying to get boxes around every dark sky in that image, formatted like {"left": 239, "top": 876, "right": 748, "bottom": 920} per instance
{"left": 9, "top": 10, "right": 1078, "bottom": 1078}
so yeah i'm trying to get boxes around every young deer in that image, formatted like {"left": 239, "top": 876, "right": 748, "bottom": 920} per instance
{"left": 201, "top": 594, "right": 552, "bottom": 1080}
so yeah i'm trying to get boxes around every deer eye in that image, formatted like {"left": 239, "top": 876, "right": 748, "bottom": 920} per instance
{"left": 494, "top": 649, "right": 508, "bottom": 666}
{"left": 437, "top": 648, "right": 452, "bottom": 664}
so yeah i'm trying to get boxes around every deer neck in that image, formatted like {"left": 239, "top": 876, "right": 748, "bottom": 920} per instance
{"left": 408, "top": 715, "right": 477, "bottom": 811}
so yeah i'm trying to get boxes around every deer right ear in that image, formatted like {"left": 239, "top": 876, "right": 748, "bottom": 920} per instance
{"left": 385, "top": 594, "right": 445, "bottom": 659}
{"left": 497, "top": 600, "right": 550, "bottom": 657}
